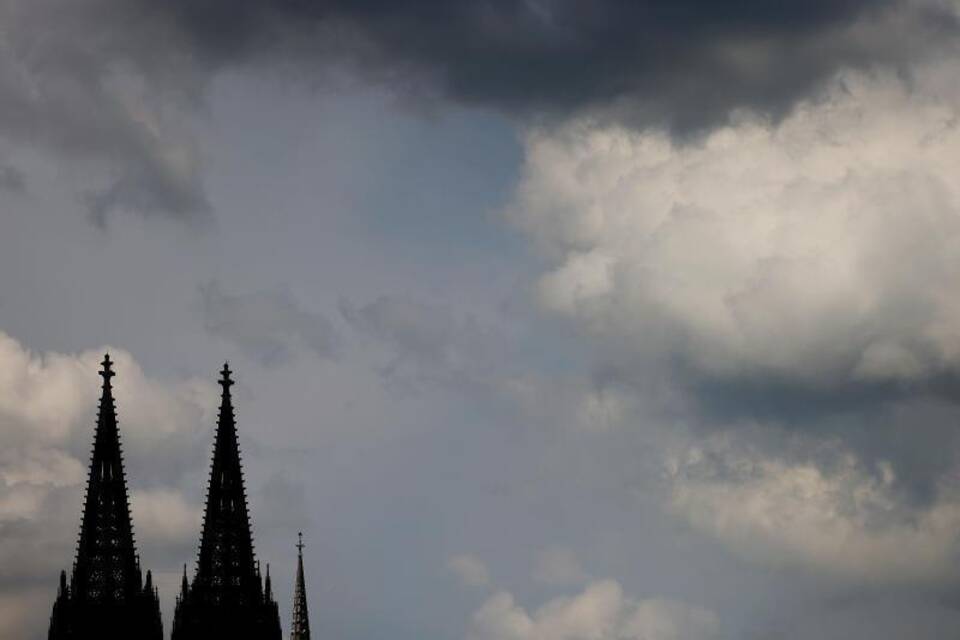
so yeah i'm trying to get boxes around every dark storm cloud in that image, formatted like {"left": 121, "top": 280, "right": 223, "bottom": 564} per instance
{"left": 149, "top": 0, "right": 937, "bottom": 132}
{"left": 199, "top": 281, "right": 340, "bottom": 366}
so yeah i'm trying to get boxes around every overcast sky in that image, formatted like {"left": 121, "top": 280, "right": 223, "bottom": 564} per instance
{"left": 5, "top": 1, "right": 960, "bottom": 639}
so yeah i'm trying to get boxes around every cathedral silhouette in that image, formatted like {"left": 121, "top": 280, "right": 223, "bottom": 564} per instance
{"left": 48, "top": 356, "right": 312, "bottom": 639}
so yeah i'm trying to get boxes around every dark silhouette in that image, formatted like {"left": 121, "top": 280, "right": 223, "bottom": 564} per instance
{"left": 291, "top": 533, "right": 311, "bottom": 640}
{"left": 172, "top": 363, "right": 281, "bottom": 640}
{"left": 48, "top": 354, "right": 164, "bottom": 640}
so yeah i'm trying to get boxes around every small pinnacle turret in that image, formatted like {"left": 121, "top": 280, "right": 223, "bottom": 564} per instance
{"left": 290, "top": 532, "right": 311, "bottom": 640}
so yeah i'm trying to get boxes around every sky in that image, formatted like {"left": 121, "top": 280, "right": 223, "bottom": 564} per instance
{"left": 4, "top": 0, "right": 960, "bottom": 638}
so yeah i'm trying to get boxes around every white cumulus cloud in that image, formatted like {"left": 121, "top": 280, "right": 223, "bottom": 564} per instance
{"left": 510, "top": 62, "right": 960, "bottom": 386}
{"left": 467, "top": 580, "right": 719, "bottom": 640}
{"left": 667, "top": 435, "right": 960, "bottom": 583}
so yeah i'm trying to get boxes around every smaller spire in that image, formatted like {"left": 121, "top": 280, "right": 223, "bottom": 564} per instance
{"left": 290, "top": 532, "right": 311, "bottom": 640}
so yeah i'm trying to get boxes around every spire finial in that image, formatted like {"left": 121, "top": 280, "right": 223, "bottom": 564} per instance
{"left": 297, "top": 531, "right": 304, "bottom": 556}
{"left": 100, "top": 353, "right": 115, "bottom": 383}
{"left": 219, "top": 362, "right": 234, "bottom": 390}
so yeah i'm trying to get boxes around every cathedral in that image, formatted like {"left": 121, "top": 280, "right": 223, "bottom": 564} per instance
{"left": 48, "top": 356, "right": 313, "bottom": 639}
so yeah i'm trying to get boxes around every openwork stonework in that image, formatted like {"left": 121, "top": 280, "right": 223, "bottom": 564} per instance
{"left": 49, "top": 359, "right": 309, "bottom": 640}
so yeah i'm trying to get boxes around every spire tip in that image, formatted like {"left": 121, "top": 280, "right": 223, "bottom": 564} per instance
{"left": 100, "top": 353, "right": 115, "bottom": 381}
{"left": 219, "top": 362, "right": 234, "bottom": 389}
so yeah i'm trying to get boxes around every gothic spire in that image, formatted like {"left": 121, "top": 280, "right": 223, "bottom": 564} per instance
{"left": 49, "top": 354, "right": 163, "bottom": 640}
{"left": 291, "top": 532, "right": 311, "bottom": 640}
{"left": 72, "top": 354, "right": 140, "bottom": 602}
{"left": 172, "top": 363, "right": 281, "bottom": 640}
{"left": 191, "top": 362, "right": 261, "bottom": 601}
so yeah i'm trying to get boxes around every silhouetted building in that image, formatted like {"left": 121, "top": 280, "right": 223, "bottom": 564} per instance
{"left": 48, "top": 354, "right": 164, "bottom": 640}
{"left": 290, "top": 533, "right": 311, "bottom": 640}
{"left": 172, "top": 364, "right": 282, "bottom": 640}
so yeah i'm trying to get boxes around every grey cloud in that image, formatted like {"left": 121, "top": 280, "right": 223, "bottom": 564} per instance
{"left": 666, "top": 428, "right": 960, "bottom": 584}
{"left": 82, "top": 148, "right": 211, "bottom": 228}
{"left": 199, "top": 281, "right": 340, "bottom": 366}
{"left": 148, "top": 0, "right": 928, "bottom": 133}
{"left": 0, "top": 165, "right": 25, "bottom": 193}
{"left": 0, "top": 0, "right": 210, "bottom": 224}
{"left": 255, "top": 472, "right": 309, "bottom": 532}
{"left": 505, "top": 58, "right": 960, "bottom": 587}
{"left": 2, "top": 0, "right": 951, "bottom": 224}
{"left": 340, "top": 294, "right": 508, "bottom": 391}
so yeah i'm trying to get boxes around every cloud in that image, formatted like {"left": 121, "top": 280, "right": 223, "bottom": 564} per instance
{"left": 666, "top": 433, "right": 960, "bottom": 583}
{"left": 2, "top": 0, "right": 953, "bottom": 224}
{"left": 2, "top": 0, "right": 953, "bottom": 229}
{"left": 148, "top": 0, "right": 955, "bottom": 134}
{"left": 0, "top": 165, "right": 24, "bottom": 193}
{"left": 340, "top": 294, "right": 508, "bottom": 391}
{"left": 533, "top": 547, "right": 589, "bottom": 587}
{"left": 0, "top": 330, "right": 215, "bottom": 639}
{"left": 449, "top": 554, "right": 492, "bottom": 588}
{"left": 503, "top": 44, "right": 960, "bottom": 602}
{"left": 199, "top": 281, "right": 340, "bottom": 366}
{"left": 467, "top": 580, "right": 719, "bottom": 640}
{"left": 511, "top": 64, "right": 960, "bottom": 391}
{"left": 0, "top": 0, "right": 210, "bottom": 224}
{"left": 130, "top": 488, "right": 202, "bottom": 549}
{"left": 256, "top": 472, "right": 309, "bottom": 531}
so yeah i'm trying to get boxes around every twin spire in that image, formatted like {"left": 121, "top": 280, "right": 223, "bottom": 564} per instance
{"left": 48, "top": 354, "right": 163, "bottom": 639}
{"left": 172, "top": 361, "right": 282, "bottom": 639}
{"left": 50, "top": 357, "right": 313, "bottom": 640}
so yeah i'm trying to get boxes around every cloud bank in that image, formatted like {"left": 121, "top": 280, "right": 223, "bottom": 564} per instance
{"left": 512, "top": 64, "right": 960, "bottom": 388}
{"left": 467, "top": 580, "right": 719, "bottom": 640}
{"left": 509, "top": 57, "right": 960, "bottom": 590}
{"left": 667, "top": 434, "right": 960, "bottom": 582}
{"left": 3, "top": 0, "right": 956, "bottom": 222}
